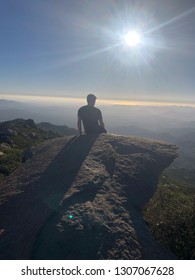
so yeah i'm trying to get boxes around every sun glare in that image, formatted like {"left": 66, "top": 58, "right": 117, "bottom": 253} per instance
{"left": 124, "top": 30, "right": 141, "bottom": 47}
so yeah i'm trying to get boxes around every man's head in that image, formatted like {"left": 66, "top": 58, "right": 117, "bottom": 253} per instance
{"left": 87, "top": 94, "right": 96, "bottom": 106}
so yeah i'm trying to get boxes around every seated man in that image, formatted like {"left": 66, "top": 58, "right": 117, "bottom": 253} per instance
{"left": 77, "top": 94, "right": 107, "bottom": 135}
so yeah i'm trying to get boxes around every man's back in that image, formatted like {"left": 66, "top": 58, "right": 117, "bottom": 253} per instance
{"left": 78, "top": 105, "right": 102, "bottom": 134}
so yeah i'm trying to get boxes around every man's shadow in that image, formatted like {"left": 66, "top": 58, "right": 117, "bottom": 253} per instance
{"left": 0, "top": 134, "right": 98, "bottom": 259}
{"left": 38, "top": 134, "right": 99, "bottom": 209}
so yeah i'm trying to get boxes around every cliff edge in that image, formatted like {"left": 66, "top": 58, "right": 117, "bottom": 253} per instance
{"left": 0, "top": 134, "right": 177, "bottom": 259}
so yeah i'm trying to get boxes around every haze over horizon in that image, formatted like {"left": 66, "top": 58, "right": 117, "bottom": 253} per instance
{"left": 1, "top": 0, "right": 195, "bottom": 106}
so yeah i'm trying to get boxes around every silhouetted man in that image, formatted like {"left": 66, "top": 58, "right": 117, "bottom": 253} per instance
{"left": 77, "top": 94, "right": 107, "bottom": 135}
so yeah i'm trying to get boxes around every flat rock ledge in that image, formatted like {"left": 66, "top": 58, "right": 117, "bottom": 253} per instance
{"left": 0, "top": 134, "right": 177, "bottom": 259}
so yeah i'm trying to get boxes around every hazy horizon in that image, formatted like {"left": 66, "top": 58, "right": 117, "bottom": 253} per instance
{"left": 1, "top": 94, "right": 195, "bottom": 108}
{"left": 1, "top": 97, "right": 195, "bottom": 134}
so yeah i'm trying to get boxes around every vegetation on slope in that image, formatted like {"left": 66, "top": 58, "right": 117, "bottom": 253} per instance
{"left": 144, "top": 170, "right": 195, "bottom": 260}
{"left": 0, "top": 119, "right": 63, "bottom": 180}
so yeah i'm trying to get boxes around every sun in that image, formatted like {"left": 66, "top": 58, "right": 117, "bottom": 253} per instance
{"left": 124, "top": 30, "right": 141, "bottom": 47}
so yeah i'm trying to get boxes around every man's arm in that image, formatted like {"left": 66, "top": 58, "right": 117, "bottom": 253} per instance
{"left": 99, "top": 118, "right": 105, "bottom": 128}
{"left": 77, "top": 116, "right": 82, "bottom": 136}
{"left": 98, "top": 109, "right": 105, "bottom": 128}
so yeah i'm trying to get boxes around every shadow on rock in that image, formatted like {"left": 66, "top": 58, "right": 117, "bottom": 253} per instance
{"left": 38, "top": 134, "right": 99, "bottom": 209}
{"left": 0, "top": 134, "right": 98, "bottom": 259}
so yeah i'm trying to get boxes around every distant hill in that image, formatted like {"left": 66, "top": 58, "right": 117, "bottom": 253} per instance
{"left": 0, "top": 99, "right": 42, "bottom": 122}
{"left": 38, "top": 122, "right": 77, "bottom": 136}
{"left": 109, "top": 125, "right": 176, "bottom": 142}
{"left": 0, "top": 99, "right": 78, "bottom": 126}
{"left": 0, "top": 99, "right": 22, "bottom": 107}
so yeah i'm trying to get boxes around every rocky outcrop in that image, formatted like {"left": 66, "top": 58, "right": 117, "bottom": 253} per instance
{"left": 0, "top": 118, "right": 63, "bottom": 177}
{"left": 0, "top": 134, "right": 177, "bottom": 259}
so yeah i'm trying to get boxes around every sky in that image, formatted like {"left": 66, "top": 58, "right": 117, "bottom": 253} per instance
{"left": 0, "top": 0, "right": 195, "bottom": 105}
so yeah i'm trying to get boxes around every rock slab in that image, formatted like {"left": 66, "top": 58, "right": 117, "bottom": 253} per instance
{"left": 0, "top": 134, "right": 177, "bottom": 259}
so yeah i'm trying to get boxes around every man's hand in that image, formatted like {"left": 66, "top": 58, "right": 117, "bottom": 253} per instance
{"left": 77, "top": 116, "right": 82, "bottom": 136}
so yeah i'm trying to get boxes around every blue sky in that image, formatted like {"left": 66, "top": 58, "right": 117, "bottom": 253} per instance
{"left": 1, "top": 0, "right": 195, "bottom": 105}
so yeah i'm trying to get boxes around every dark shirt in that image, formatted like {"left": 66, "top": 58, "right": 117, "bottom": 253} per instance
{"left": 78, "top": 105, "right": 103, "bottom": 133}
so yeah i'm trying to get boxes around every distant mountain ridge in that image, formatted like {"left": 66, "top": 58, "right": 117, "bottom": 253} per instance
{"left": 1, "top": 98, "right": 195, "bottom": 129}
{"left": 0, "top": 99, "right": 39, "bottom": 122}
{"left": 38, "top": 122, "right": 77, "bottom": 136}
{"left": 0, "top": 99, "right": 78, "bottom": 125}
{"left": 0, "top": 99, "right": 22, "bottom": 107}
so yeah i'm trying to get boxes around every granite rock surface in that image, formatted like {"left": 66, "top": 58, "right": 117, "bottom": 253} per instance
{"left": 0, "top": 134, "right": 177, "bottom": 259}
